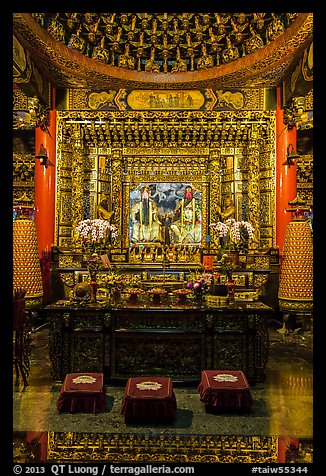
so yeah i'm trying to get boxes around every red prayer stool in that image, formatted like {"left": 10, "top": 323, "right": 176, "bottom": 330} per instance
{"left": 198, "top": 370, "right": 253, "bottom": 414}
{"left": 121, "top": 376, "right": 177, "bottom": 424}
{"left": 56, "top": 373, "right": 107, "bottom": 413}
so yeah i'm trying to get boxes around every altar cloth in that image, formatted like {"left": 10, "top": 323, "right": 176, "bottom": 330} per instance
{"left": 198, "top": 370, "right": 253, "bottom": 413}
{"left": 121, "top": 376, "right": 177, "bottom": 423}
{"left": 57, "top": 373, "right": 107, "bottom": 413}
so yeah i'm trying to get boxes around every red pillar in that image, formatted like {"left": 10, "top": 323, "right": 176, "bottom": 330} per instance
{"left": 34, "top": 89, "right": 56, "bottom": 304}
{"left": 275, "top": 87, "right": 297, "bottom": 258}
{"left": 278, "top": 437, "right": 299, "bottom": 463}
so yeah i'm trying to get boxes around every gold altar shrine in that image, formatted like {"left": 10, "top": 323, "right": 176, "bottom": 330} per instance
{"left": 55, "top": 110, "right": 275, "bottom": 253}
{"left": 45, "top": 96, "right": 282, "bottom": 306}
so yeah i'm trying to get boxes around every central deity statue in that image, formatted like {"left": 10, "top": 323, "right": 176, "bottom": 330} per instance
{"left": 170, "top": 185, "right": 202, "bottom": 244}
{"left": 130, "top": 184, "right": 162, "bottom": 243}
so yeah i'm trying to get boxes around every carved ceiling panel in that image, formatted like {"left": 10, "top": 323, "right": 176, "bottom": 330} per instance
{"left": 13, "top": 13, "right": 313, "bottom": 90}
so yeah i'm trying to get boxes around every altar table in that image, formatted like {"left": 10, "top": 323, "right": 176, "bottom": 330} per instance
{"left": 44, "top": 300, "right": 272, "bottom": 385}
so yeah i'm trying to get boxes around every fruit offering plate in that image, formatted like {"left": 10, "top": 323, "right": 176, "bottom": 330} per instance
{"left": 125, "top": 288, "right": 145, "bottom": 301}
{"left": 172, "top": 288, "right": 191, "bottom": 302}
{"left": 148, "top": 287, "right": 168, "bottom": 296}
{"left": 148, "top": 288, "right": 168, "bottom": 302}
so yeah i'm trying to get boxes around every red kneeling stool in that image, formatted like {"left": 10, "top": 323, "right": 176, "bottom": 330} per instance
{"left": 57, "top": 373, "right": 107, "bottom": 413}
{"left": 198, "top": 370, "right": 253, "bottom": 413}
{"left": 121, "top": 377, "right": 177, "bottom": 424}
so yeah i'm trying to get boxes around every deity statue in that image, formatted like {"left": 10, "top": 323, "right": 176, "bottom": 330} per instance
{"left": 130, "top": 185, "right": 162, "bottom": 243}
{"left": 170, "top": 185, "right": 201, "bottom": 244}
{"left": 97, "top": 195, "right": 114, "bottom": 221}
{"left": 220, "top": 195, "right": 235, "bottom": 221}
{"left": 197, "top": 44, "right": 214, "bottom": 70}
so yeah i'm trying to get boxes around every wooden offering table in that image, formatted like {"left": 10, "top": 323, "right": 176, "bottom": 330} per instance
{"left": 44, "top": 299, "right": 272, "bottom": 385}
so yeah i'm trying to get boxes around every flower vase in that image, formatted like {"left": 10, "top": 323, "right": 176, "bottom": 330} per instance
{"left": 87, "top": 253, "right": 101, "bottom": 303}
{"left": 229, "top": 250, "right": 240, "bottom": 266}
{"left": 89, "top": 276, "right": 98, "bottom": 302}
{"left": 227, "top": 279, "right": 236, "bottom": 304}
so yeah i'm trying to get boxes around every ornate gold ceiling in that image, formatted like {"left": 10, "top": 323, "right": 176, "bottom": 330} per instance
{"left": 13, "top": 13, "right": 313, "bottom": 90}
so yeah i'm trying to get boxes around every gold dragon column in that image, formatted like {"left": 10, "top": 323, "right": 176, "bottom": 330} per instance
{"left": 247, "top": 125, "right": 260, "bottom": 249}
{"left": 208, "top": 148, "right": 222, "bottom": 248}
{"left": 110, "top": 148, "right": 123, "bottom": 246}
{"left": 71, "top": 124, "right": 85, "bottom": 251}
{"left": 209, "top": 149, "right": 222, "bottom": 224}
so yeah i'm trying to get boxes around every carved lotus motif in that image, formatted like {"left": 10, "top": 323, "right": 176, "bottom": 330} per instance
{"left": 72, "top": 375, "right": 97, "bottom": 384}
{"left": 213, "top": 373, "right": 238, "bottom": 382}
{"left": 136, "top": 380, "right": 163, "bottom": 391}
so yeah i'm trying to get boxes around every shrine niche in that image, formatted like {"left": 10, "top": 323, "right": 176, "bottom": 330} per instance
{"left": 128, "top": 182, "right": 203, "bottom": 246}
{"left": 120, "top": 151, "right": 210, "bottom": 250}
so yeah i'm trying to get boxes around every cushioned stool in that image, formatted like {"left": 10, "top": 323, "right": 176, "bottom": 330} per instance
{"left": 57, "top": 373, "right": 107, "bottom": 413}
{"left": 121, "top": 376, "right": 177, "bottom": 424}
{"left": 198, "top": 370, "right": 253, "bottom": 414}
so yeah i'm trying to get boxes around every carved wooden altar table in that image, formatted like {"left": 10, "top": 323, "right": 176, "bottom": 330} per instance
{"left": 44, "top": 299, "right": 272, "bottom": 385}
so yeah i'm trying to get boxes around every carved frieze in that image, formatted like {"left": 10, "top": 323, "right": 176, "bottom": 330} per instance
{"left": 213, "top": 335, "right": 246, "bottom": 374}
{"left": 113, "top": 334, "right": 204, "bottom": 379}
{"left": 14, "top": 13, "right": 311, "bottom": 91}
{"left": 115, "top": 314, "right": 204, "bottom": 331}
{"left": 71, "top": 333, "right": 104, "bottom": 374}
{"left": 47, "top": 432, "right": 279, "bottom": 463}
{"left": 46, "top": 303, "right": 271, "bottom": 383}
{"left": 213, "top": 315, "right": 245, "bottom": 332}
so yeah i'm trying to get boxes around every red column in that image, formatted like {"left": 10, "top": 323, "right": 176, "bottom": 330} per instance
{"left": 275, "top": 87, "right": 297, "bottom": 258}
{"left": 34, "top": 90, "right": 56, "bottom": 304}
{"left": 278, "top": 437, "right": 299, "bottom": 463}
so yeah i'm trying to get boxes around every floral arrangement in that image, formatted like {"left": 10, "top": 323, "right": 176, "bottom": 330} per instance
{"left": 75, "top": 219, "right": 118, "bottom": 253}
{"left": 186, "top": 271, "right": 215, "bottom": 298}
{"left": 210, "top": 218, "right": 255, "bottom": 253}
{"left": 75, "top": 219, "right": 119, "bottom": 296}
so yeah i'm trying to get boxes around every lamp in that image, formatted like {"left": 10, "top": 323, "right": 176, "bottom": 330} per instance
{"left": 278, "top": 215, "right": 313, "bottom": 314}
{"left": 13, "top": 211, "right": 44, "bottom": 309}
{"left": 282, "top": 144, "right": 300, "bottom": 167}
{"left": 35, "top": 144, "right": 48, "bottom": 166}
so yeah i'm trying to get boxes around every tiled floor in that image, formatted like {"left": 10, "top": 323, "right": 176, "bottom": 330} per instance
{"left": 12, "top": 321, "right": 313, "bottom": 463}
